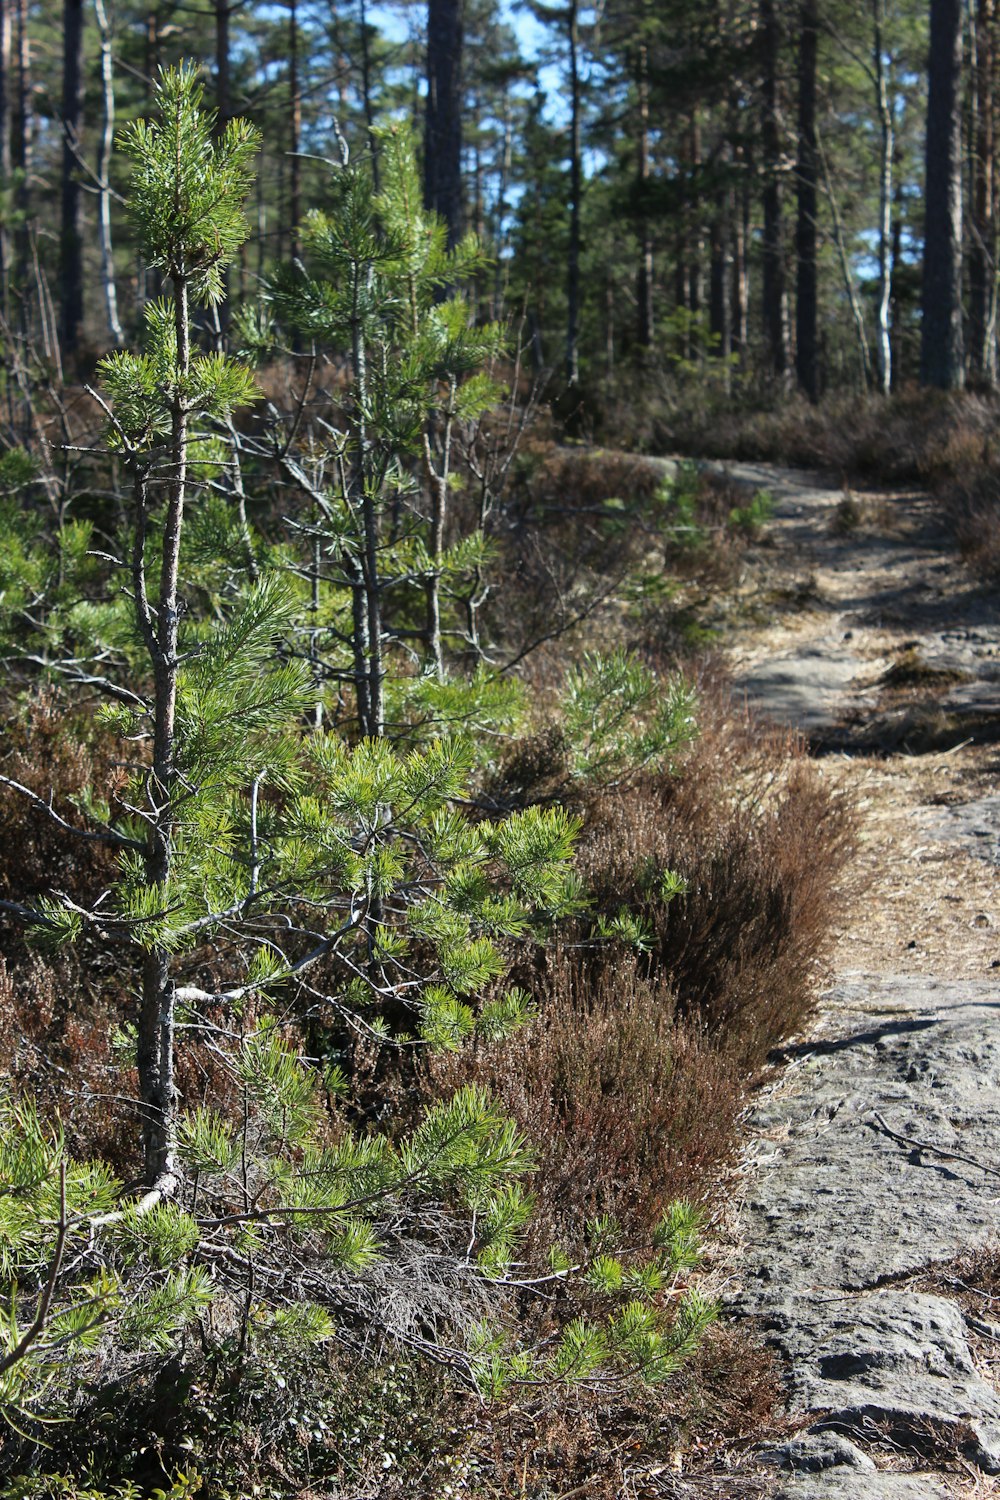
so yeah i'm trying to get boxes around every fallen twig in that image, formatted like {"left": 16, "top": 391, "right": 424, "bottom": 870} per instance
{"left": 869, "top": 1111, "right": 1000, "bottom": 1179}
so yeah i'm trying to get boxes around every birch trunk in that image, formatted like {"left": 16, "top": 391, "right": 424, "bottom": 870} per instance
{"left": 94, "top": 0, "right": 122, "bottom": 345}
{"left": 873, "top": 0, "right": 894, "bottom": 394}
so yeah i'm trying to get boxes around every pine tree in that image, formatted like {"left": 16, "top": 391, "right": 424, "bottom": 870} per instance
{"left": 0, "top": 67, "right": 596, "bottom": 1393}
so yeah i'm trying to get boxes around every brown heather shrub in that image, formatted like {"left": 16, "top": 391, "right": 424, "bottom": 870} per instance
{"left": 425, "top": 949, "right": 743, "bottom": 1246}
{"left": 434, "top": 674, "right": 853, "bottom": 1258}
{"left": 0, "top": 695, "right": 258, "bottom": 1171}
{"left": 620, "top": 385, "right": 1000, "bottom": 484}
{"left": 939, "top": 469, "right": 1000, "bottom": 579}
{"left": 0, "top": 689, "right": 123, "bottom": 905}
{"left": 486, "top": 668, "right": 855, "bottom": 1072}
{"left": 0, "top": 949, "right": 138, "bottom": 1170}
{"left": 577, "top": 759, "right": 855, "bottom": 1069}
{"left": 590, "top": 378, "right": 1000, "bottom": 579}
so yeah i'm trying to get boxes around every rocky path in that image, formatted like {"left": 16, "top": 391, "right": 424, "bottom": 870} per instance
{"left": 710, "top": 465, "right": 1000, "bottom": 1497}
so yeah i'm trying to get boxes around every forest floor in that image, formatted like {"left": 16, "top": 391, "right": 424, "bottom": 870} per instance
{"left": 690, "top": 462, "right": 1000, "bottom": 1498}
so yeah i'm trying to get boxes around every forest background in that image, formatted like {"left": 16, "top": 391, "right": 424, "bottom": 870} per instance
{"left": 0, "top": 0, "right": 988, "bottom": 408}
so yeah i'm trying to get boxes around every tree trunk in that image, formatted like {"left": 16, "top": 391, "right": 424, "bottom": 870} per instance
{"left": 969, "top": 0, "right": 996, "bottom": 382}
{"left": 214, "top": 0, "right": 230, "bottom": 132}
{"left": 710, "top": 189, "right": 732, "bottom": 387}
{"left": 358, "top": 0, "right": 380, "bottom": 190}
{"left": 289, "top": 0, "right": 302, "bottom": 262}
{"left": 566, "top": 0, "right": 581, "bottom": 386}
{"left": 873, "top": 0, "right": 894, "bottom": 395}
{"left": 795, "top": 0, "right": 819, "bottom": 401}
{"left": 818, "top": 125, "right": 873, "bottom": 388}
{"left": 0, "top": 0, "right": 12, "bottom": 323}
{"left": 137, "top": 275, "right": 192, "bottom": 1191}
{"left": 59, "top": 0, "right": 84, "bottom": 353}
{"left": 687, "top": 112, "right": 703, "bottom": 356}
{"left": 889, "top": 165, "right": 904, "bottom": 386}
{"left": 492, "top": 103, "right": 512, "bottom": 315}
{"left": 12, "top": 0, "right": 30, "bottom": 299}
{"left": 920, "top": 0, "right": 965, "bottom": 389}
{"left": 761, "top": 0, "right": 788, "bottom": 380}
{"left": 424, "top": 0, "right": 463, "bottom": 248}
{"left": 635, "top": 40, "right": 654, "bottom": 350}
{"left": 732, "top": 147, "right": 749, "bottom": 360}
{"left": 93, "top": 0, "right": 122, "bottom": 345}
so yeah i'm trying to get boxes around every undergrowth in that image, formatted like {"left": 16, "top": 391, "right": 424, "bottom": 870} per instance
{"left": 1, "top": 395, "right": 854, "bottom": 1497}
{"left": 583, "top": 379, "right": 1000, "bottom": 581}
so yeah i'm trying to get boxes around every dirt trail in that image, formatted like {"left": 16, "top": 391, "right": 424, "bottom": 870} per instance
{"left": 706, "top": 464, "right": 1000, "bottom": 1498}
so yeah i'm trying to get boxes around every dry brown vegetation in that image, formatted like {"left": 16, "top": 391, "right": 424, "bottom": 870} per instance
{"left": 584, "top": 384, "right": 1000, "bottom": 582}
{"left": 717, "top": 391, "right": 1000, "bottom": 580}
{"left": 424, "top": 673, "right": 855, "bottom": 1469}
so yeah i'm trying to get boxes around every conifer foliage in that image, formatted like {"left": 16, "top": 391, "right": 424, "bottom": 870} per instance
{"left": 0, "top": 65, "right": 714, "bottom": 1441}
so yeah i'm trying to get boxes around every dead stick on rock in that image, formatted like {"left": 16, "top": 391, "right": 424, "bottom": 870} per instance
{"left": 870, "top": 1111, "right": 1000, "bottom": 1179}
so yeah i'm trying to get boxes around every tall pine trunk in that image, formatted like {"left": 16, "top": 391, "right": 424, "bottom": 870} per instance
{"left": 795, "top": 0, "right": 819, "bottom": 401}
{"left": 732, "top": 144, "right": 750, "bottom": 361}
{"left": 289, "top": 0, "right": 302, "bottom": 262}
{"left": 424, "top": 0, "right": 463, "bottom": 248}
{"left": 761, "top": 0, "right": 788, "bottom": 380}
{"left": 710, "top": 190, "right": 732, "bottom": 387}
{"left": 920, "top": 0, "right": 965, "bottom": 389}
{"left": 214, "top": 0, "right": 230, "bottom": 131}
{"left": 969, "top": 0, "right": 996, "bottom": 382}
{"left": 359, "top": 0, "right": 380, "bottom": 189}
{"left": 566, "top": 0, "right": 581, "bottom": 385}
{"left": 0, "top": 0, "right": 11, "bottom": 324}
{"left": 635, "top": 40, "right": 654, "bottom": 351}
{"left": 59, "top": 0, "right": 85, "bottom": 354}
{"left": 13, "top": 0, "right": 30, "bottom": 304}
{"left": 687, "top": 111, "right": 703, "bottom": 357}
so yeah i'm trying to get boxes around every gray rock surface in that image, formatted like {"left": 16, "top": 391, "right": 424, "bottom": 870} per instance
{"left": 919, "top": 794, "right": 1000, "bottom": 866}
{"left": 745, "top": 975, "right": 1000, "bottom": 1292}
{"left": 768, "top": 1476, "right": 953, "bottom": 1500}
{"left": 739, "top": 973, "right": 1000, "bottom": 1490}
{"left": 762, "top": 1292, "right": 1000, "bottom": 1471}
{"left": 737, "top": 645, "right": 874, "bottom": 732}
{"left": 758, "top": 1431, "right": 876, "bottom": 1472}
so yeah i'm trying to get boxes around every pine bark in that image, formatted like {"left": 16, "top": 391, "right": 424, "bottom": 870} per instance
{"left": 795, "top": 0, "right": 819, "bottom": 401}
{"left": 920, "top": 0, "right": 965, "bottom": 389}
{"left": 214, "top": 0, "right": 230, "bottom": 131}
{"left": 424, "top": 0, "right": 464, "bottom": 248}
{"left": 59, "top": 0, "right": 85, "bottom": 353}
{"left": 635, "top": 40, "right": 654, "bottom": 351}
{"left": 687, "top": 112, "right": 703, "bottom": 357}
{"left": 761, "top": 0, "right": 788, "bottom": 380}
{"left": 566, "top": 0, "right": 581, "bottom": 385}
{"left": 710, "top": 189, "right": 732, "bottom": 385}
{"left": 0, "top": 0, "right": 12, "bottom": 322}
{"left": 94, "top": 0, "right": 122, "bottom": 345}
{"left": 969, "top": 0, "right": 996, "bottom": 382}
{"left": 12, "top": 0, "right": 29, "bottom": 300}
{"left": 289, "top": 0, "right": 302, "bottom": 262}
{"left": 359, "top": 0, "right": 380, "bottom": 189}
